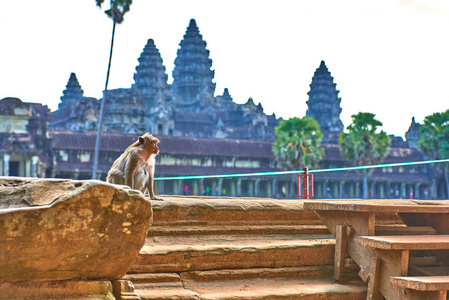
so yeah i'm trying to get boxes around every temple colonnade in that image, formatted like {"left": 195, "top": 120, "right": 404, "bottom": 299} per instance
{"left": 155, "top": 177, "right": 435, "bottom": 200}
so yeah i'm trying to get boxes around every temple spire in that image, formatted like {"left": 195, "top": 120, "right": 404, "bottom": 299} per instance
{"left": 132, "top": 38, "right": 170, "bottom": 110}
{"left": 171, "top": 19, "right": 215, "bottom": 111}
{"left": 59, "top": 73, "right": 83, "bottom": 109}
{"left": 306, "top": 60, "right": 343, "bottom": 133}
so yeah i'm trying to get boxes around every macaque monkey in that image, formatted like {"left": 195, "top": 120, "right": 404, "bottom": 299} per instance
{"left": 107, "top": 132, "right": 162, "bottom": 200}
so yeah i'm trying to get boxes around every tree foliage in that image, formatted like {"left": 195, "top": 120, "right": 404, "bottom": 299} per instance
{"left": 339, "top": 112, "right": 391, "bottom": 198}
{"left": 95, "top": 0, "right": 132, "bottom": 23}
{"left": 273, "top": 116, "right": 324, "bottom": 170}
{"left": 417, "top": 109, "right": 449, "bottom": 198}
{"left": 339, "top": 112, "right": 391, "bottom": 166}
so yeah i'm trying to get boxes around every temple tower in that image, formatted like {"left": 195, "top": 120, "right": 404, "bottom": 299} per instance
{"left": 132, "top": 39, "right": 171, "bottom": 111}
{"left": 59, "top": 73, "right": 83, "bottom": 109}
{"left": 405, "top": 117, "right": 421, "bottom": 149}
{"left": 306, "top": 61, "right": 343, "bottom": 133}
{"left": 171, "top": 19, "right": 215, "bottom": 111}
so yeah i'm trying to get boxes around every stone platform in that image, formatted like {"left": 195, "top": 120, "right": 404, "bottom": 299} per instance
{"left": 125, "top": 196, "right": 399, "bottom": 299}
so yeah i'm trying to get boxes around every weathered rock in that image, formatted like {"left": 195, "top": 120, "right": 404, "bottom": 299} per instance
{"left": 0, "top": 177, "right": 153, "bottom": 282}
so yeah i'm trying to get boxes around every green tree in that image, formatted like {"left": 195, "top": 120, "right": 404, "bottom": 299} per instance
{"left": 92, "top": 0, "right": 133, "bottom": 179}
{"left": 339, "top": 112, "right": 391, "bottom": 199}
{"left": 417, "top": 109, "right": 449, "bottom": 199}
{"left": 273, "top": 117, "right": 324, "bottom": 170}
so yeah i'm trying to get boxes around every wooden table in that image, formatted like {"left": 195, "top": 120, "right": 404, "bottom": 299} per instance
{"left": 303, "top": 199, "right": 449, "bottom": 300}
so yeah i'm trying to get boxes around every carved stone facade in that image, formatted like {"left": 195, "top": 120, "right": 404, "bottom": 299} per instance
{"left": 1, "top": 96, "right": 446, "bottom": 200}
{"left": 49, "top": 19, "right": 277, "bottom": 140}
{"left": 0, "top": 97, "right": 51, "bottom": 178}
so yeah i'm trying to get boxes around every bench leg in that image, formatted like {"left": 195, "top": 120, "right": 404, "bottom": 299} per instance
{"left": 334, "top": 225, "right": 349, "bottom": 281}
{"left": 367, "top": 257, "right": 382, "bottom": 300}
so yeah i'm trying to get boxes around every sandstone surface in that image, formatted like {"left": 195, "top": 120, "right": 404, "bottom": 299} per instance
{"left": 0, "top": 177, "right": 153, "bottom": 282}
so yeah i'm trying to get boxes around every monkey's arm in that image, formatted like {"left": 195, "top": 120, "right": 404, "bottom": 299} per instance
{"left": 146, "top": 170, "right": 163, "bottom": 201}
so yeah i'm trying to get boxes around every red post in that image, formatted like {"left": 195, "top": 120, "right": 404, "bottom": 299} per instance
{"left": 297, "top": 167, "right": 314, "bottom": 199}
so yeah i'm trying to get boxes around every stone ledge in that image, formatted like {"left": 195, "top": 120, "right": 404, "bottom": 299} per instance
{"left": 0, "top": 280, "right": 114, "bottom": 299}
{"left": 0, "top": 177, "right": 153, "bottom": 282}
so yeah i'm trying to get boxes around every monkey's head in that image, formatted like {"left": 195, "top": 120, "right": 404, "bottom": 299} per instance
{"left": 139, "top": 132, "right": 160, "bottom": 155}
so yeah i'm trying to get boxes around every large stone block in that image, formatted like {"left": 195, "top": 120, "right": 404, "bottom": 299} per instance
{"left": 0, "top": 177, "right": 153, "bottom": 282}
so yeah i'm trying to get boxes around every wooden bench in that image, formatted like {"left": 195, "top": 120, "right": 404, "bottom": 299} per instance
{"left": 375, "top": 225, "right": 437, "bottom": 236}
{"left": 359, "top": 235, "right": 449, "bottom": 300}
{"left": 390, "top": 276, "right": 449, "bottom": 300}
{"left": 358, "top": 235, "right": 449, "bottom": 250}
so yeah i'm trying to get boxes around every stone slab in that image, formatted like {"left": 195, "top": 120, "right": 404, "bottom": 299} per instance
{"left": 0, "top": 177, "right": 153, "bottom": 281}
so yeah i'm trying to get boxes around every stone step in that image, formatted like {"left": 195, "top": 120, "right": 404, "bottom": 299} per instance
{"left": 129, "top": 235, "right": 335, "bottom": 273}
{"left": 130, "top": 267, "right": 366, "bottom": 300}
{"left": 148, "top": 224, "right": 330, "bottom": 236}
{"left": 151, "top": 198, "right": 322, "bottom": 227}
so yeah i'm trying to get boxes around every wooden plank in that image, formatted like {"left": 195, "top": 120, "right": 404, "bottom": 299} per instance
{"left": 358, "top": 235, "right": 449, "bottom": 250}
{"left": 303, "top": 199, "right": 449, "bottom": 214}
{"left": 367, "top": 257, "right": 382, "bottom": 300}
{"left": 409, "top": 256, "right": 438, "bottom": 267}
{"left": 376, "top": 225, "right": 437, "bottom": 236}
{"left": 399, "top": 212, "right": 449, "bottom": 266}
{"left": 390, "top": 276, "right": 449, "bottom": 291}
{"left": 368, "top": 213, "right": 375, "bottom": 236}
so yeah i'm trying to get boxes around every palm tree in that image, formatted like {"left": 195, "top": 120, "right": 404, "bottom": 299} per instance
{"left": 339, "top": 112, "right": 391, "bottom": 199}
{"left": 91, "top": 0, "right": 132, "bottom": 179}
{"left": 418, "top": 109, "right": 449, "bottom": 199}
{"left": 273, "top": 117, "right": 324, "bottom": 170}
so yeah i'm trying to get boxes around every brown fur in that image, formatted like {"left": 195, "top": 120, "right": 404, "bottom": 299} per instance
{"left": 106, "top": 132, "right": 162, "bottom": 200}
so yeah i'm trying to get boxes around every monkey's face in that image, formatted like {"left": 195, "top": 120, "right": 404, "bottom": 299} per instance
{"left": 152, "top": 138, "right": 160, "bottom": 155}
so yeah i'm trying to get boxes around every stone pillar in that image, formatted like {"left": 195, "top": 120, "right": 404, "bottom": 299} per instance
{"left": 355, "top": 181, "right": 360, "bottom": 198}
{"left": 254, "top": 179, "right": 260, "bottom": 197}
{"left": 237, "top": 178, "right": 242, "bottom": 196}
{"left": 431, "top": 178, "right": 436, "bottom": 200}
{"left": 192, "top": 179, "right": 199, "bottom": 195}
{"left": 379, "top": 183, "right": 384, "bottom": 199}
{"left": 230, "top": 180, "right": 236, "bottom": 196}
{"left": 323, "top": 180, "right": 328, "bottom": 198}
{"left": 401, "top": 182, "right": 406, "bottom": 199}
{"left": 212, "top": 180, "right": 218, "bottom": 196}
{"left": 289, "top": 180, "right": 295, "bottom": 199}
{"left": 271, "top": 179, "right": 277, "bottom": 198}
{"left": 217, "top": 178, "right": 223, "bottom": 196}
{"left": 31, "top": 156, "right": 39, "bottom": 178}
{"left": 248, "top": 181, "right": 254, "bottom": 197}
{"left": 197, "top": 178, "right": 204, "bottom": 195}
{"left": 369, "top": 182, "right": 375, "bottom": 198}
{"left": 349, "top": 182, "right": 355, "bottom": 198}
{"left": 3, "top": 154, "right": 10, "bottom": 176}
{"left": 414, "top": 182, "right": 420, "bottom": 199}
{"left": 158, "top": 180, "right": 164, "bottom": 195}
{"left": 177, "top": 180, "right": 182, "bottom": 195}
{"left": 338, "top": 181, "right": 344, "bottom": 199}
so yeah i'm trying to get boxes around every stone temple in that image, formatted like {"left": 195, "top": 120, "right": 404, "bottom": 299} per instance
{"left": 50, "top": 19, "right": 279, "bottom": 141}
{"left": 2, "top": 18, "right": 439, "bottom": 200}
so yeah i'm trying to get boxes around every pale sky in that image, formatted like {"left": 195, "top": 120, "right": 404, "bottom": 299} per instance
{"left": 1, "top": 0, "right": 449, "bottom": 138}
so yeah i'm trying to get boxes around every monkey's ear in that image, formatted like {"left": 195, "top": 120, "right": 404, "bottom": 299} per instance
{"left": 139, "top": 136, "right": 145, "bottom": 144}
